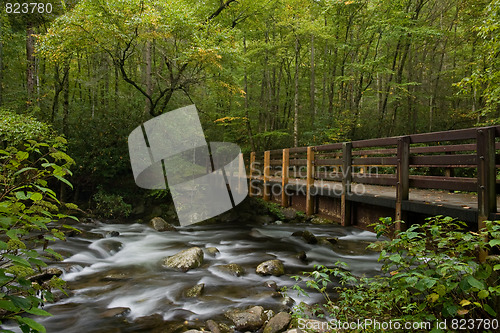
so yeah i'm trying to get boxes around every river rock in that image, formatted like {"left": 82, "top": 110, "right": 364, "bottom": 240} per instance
{"left": 216, "top": 263, "right": 245, "bottom": 277}
{"left": 150, "top": 217, "right": 177, "bottom": 232}
{"left": 225, "top": 306, "right": 266, "bottom": 331}
{"left": 310, "top": 217, "right": 332, "bottom": 225}
{"left": 206, "top": 320, "right": 222, "bottom": 333}
{"left": 291, "top": 230, "right": 317, "bottom": 244}
{"left": 256, "top": 260, "right": 285, "bottom": 276}
{"left": 264, "top": 280, "right": 278, "bottom": 290}
{"left": 206, "top": 247, "right": 220, "bottom": 257}
{"left": 281, "top": 208, "right": 297, "bottom": 220}
{"left": 100, "top": 307, "right": 130, "bottom": 318}
{"left": 163, "top": 247, "right": 203, "bottom": 272}
{"left": 295, "top": 251, "right": 307, "bottom": 261}
{"left": 263, "top": 312, "right": 292, "bottom": 333}
{"left": 185, "top": 283, "right": 205, "bottom": 297}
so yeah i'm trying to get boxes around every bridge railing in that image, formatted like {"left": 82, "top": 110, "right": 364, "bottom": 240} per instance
{"left": 247, "top": 126, "right": 500, "bottom": 230}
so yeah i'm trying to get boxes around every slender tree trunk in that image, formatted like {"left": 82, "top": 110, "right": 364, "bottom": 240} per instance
{"left": 293, "top": 37, "right": 300, "bottom": 148}
{"left": 310, "top": 34, "right": 315, "bottom": 127}
{"left": 243, "top": 36, "right": 256, "bottom": 152}
{"left": 144, "top": 41, "right": 152, "bottom": 115}
{"left": 0, "top": 32, "right": 3, "bottom": 107}
{"left": 62, "top": 61, "right": 70, "bottom": 135}
{"left": 26, "top": 22, "right": 36, "bottom": 107}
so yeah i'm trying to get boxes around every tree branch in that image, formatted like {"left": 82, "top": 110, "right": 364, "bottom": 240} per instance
{"left": 207, "top": 0, "right": 238, "bottom": 21}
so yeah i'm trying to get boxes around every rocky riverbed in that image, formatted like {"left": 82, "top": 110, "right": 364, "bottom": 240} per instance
{"left": 2, "top": 209, "right": 384, "bottom": 332}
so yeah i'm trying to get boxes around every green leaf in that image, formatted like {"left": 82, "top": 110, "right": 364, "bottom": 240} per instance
{"left": 0, "top": 299, "right": 20, "bottom": 312}
{"left": 466, "top": 276, "right": 485, "bottom": 289}
{"left": 484, "top": 304, "right": 497, "bottom": 317}
{"left": 26, "top": 307, "right": 52, "bottom": 316}
{"left": 13, "top": 167, "right": 37, "bottom": 176}
{"left": 30, "top": 193, "right": 43, "bottom": 201}
{"left": 54, "top": 175, "right": 73, "bottom": 189}
{"left": 17, "top": 316, "right": 46, "bottom": 333}
{"left": 488, "top": 239, "right": 500, "bottom": 247}
{"left": 9, "top": 296, "right": 32, "bottom": 310}
{"left": 44, "top": 248, "right": 63, "bottom": 261}
{"left": 494, "top": 264, "right": 500, "bottom": 271}
{"left": 389, "top": 254, "right": 401, "bottom": 263}
{"left": 3, "top": 254, "right": 31, "bottom": 268}
{"left": 15, "top": 191, "right": 29, "bottom": 200}
{"left": 478, "top": 289, "right": 489, "bottom": 299}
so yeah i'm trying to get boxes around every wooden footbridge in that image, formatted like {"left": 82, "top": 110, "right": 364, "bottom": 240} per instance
{"left": 246, "top": 126, "right": 500, "bottom": 231}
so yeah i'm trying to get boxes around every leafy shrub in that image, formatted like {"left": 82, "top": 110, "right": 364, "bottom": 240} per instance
{"left": 92, "top": 188, "right": 132, "bottom": 218}
{"left": 292, "top": 216, "right": 500, "bottom": 332}
{"left": 0, "top": 139, "right": 78, "bottom": 333}
{"left": 0, "top": 109, "right": 58, "bottom": 148}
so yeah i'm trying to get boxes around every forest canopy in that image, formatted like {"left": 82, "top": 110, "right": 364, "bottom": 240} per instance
{"left": 1, "top": 0, "right": 500, "bottom": 191}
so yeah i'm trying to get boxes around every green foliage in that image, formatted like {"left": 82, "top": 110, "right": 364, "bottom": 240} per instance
{"left": 0, "top": 109, "right": 58, "bottom": 147}
{"left": 92, "top": 187, "right": 132, "bottom": 219}
{"left": 0, "top": 140, "right": 78, "bottom": 332}
{"left": 292, "top": 216, "right": 500, "bottom": 331}
{"left": 256, "top": 198, "right": 285, "bottom": 220}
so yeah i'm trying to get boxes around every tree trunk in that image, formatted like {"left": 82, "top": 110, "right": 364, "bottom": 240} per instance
{"left": 293, "top": 37, "right": 300, "bottom": 148}
{"left": 310, "top": 34, "right": 315, "bottom": 127}
{"left": 62, "top": 61, "right": 70, "bottom": 135}
{"left": 26, "top": 22, "right": 36, "bottom": 106}
{"left": 0, "top": 32, "right": 3, "bottom": 107}
{"left": 243, "top": 36, "right": 256, "bottom": 152}
{"left": 144, "top": 41, "right": 152, "bottom": 115}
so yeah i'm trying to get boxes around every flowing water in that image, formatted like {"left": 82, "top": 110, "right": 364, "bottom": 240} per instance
{"left": 4, "top": 219, "right": 384, "bottom": 332}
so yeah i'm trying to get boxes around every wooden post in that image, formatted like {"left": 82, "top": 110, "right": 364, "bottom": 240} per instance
{"left": 263, "top": 150, "right": 271, "bottom": 201}
{"left": 306, "top": 146, "right": 315, "bottom": 215}
{"left": 396, "top": 136, "right": 410, "bottom": 231}
{"left": 238, "top": 152, "right": 245, "bottom": 194}
{"left": 341, "top": 142, "right": 352, "bottom": 226}
{"left": 282, "top": 148, "right": 289, "bottom": 207}
{"left": 477, "top": 127, "right": 496, "bottom": 262}
{"left": 249, "top": 152, "right": 256, "bottom": 197}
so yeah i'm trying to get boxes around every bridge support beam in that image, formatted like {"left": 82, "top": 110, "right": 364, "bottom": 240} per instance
{"left": 282, "top": 149, "right": 289, "bottom": 207}
{"left": 396, "top": 136, "right": 410, "bottom": 232}
{"left": 477, "top": 127, "right": 497, "bottom": 262}
{"left": 341, "top": 142, "right": 352, "bottom": 226}
{"left": 263, "top": 151, "right": 270, "bottom": 201}
{"left": 306, "top": 147, "right": 315, "bottom": 215}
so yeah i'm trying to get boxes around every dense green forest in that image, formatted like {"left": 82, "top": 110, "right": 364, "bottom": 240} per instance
{"left": 1, "top": 0, "right": 500, "bottom": 195}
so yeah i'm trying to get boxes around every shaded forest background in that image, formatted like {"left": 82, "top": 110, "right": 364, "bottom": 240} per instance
{"left": 1, "top": 0, "right": 500, "bottom": 201}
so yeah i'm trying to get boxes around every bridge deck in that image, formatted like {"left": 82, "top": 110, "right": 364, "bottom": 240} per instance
{"left": 253, "top": 176, "right": 500, "bottom": 223}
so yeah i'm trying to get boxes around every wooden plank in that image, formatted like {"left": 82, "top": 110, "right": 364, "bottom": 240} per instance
{"left": 352, "top": 156, "right": 397, "bottom": 165}
{"left": 352, "top": 174, "right": 397, "bottom": 186}
{"left": 269, "top": 160, "right": 282, "bottom": 166}
{"left": 410, "top": 127, "right": 477, "bottom": 143}
{"left": 352, "top": 148, "right": 396, "bottom": 156}
{"left": 289, "top": 147, "right": 308, "bottom": 153}
{"left": 352, "top": 137, "right": 399, "bottom": 148}
{"left": 396, "top": 136, "right": 410, "bottom": 231}
{"left": 410, "top": 176, "right": 476, "bottom": 192}
{"left": 341, "top": 142, "right": 352, "bottom": 226}
{"left": 314, "top": 143, "right": 343, "bottom": 152}
{"left": 410, "top": 154, "right": 477, "bottom": 166}
{"left": 314, "top": 158, "right": 343, "bottom": 166}
{"left": 411, "top": 143, "right": 476, "bottom": 154}
{"left": 282, "top": 149, "right": 289, "bottom": 207}
{"left": 289, "top": 159, "right": 307, "bottom": 166}
{"left": 306, "top": 147, "right": 315, "bottom": 215}
{"left": 263, "top": 151, "right": 270, "bottom": 201}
